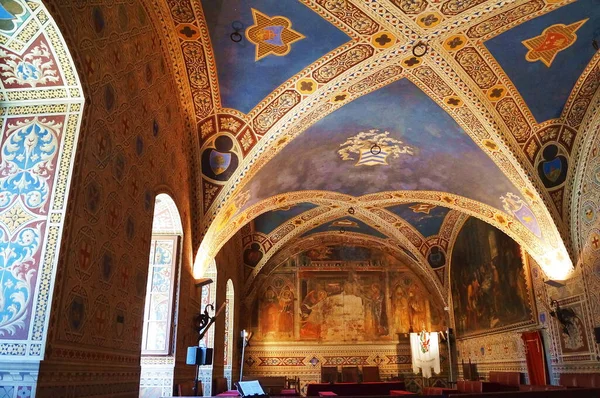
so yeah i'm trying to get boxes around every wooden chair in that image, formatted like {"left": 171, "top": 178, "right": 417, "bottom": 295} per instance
{"left": 461, "top": 359, "right": 479, "bottom": 381}
{"left": 213, "top": 377, "right": 228, "bottom": 395}
{"left": 362, "top": 366, "right": 380, "bottom": 382}
{"left": 321, "top": 366, "right": 339, "bottom": 383}
{"left": 177, "top": 380, "right": 201, "bottom": 396}
{"left": 286, "top": 376, "right": 301, "bottom": 394}
{"left": 342, "top": 366, "right": 359, "bottom": 383}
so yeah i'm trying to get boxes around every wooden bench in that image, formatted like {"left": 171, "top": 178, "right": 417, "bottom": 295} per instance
{"left": 447, "top": 388, "right": 600, "bottom": 397}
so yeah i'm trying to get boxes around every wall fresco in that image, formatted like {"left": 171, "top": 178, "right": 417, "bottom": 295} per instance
{"left": 451, "top": 217, "right": 533, "bottom": 337}
{"left": 252, "top": 245, "right": 446, "bottom": 344}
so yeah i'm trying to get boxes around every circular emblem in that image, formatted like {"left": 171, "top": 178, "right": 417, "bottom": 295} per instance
{"left": 582, "top": 201, "right": 596, "bottom": 225}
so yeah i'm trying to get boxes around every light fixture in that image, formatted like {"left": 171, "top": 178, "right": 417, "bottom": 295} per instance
{"left": 240, "top": 329, "right": 252, "bottom": 381}
{"left": 230, "top": 21, "right": 243, "bottom": 42}
{"left": 412, "top": 41, "right": 428, "bottom": 57}
{"left": 543, "top": 279, "right": 565, "bottom": 288}
{"left": 549, "top": 299, "right": 577, "bottom": 336}
{"left": 194, "top": 277, "right": 213, "bottom": 288}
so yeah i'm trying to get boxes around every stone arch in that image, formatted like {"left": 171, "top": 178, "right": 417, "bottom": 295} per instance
{"left": 0, "top": 0, "right": 84, "bottom": 393}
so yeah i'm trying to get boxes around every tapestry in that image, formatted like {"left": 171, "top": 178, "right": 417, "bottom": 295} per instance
{"left": 451, "top": 218, "right": 533, "bottom": 337}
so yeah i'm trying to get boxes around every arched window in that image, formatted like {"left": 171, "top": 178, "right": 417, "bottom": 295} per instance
{"left": 140, "top": 194, "right": 183, "bottom": 397}
{"left": 224, "top": 279, "right": 235, "bottom": 388}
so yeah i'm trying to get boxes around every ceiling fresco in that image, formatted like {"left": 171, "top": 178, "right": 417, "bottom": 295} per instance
{"left": 243, "top": 78, "right": 524, "bottom": 214}
{"left": 253, "top": 202, "right": 318, "bottom": 234}
{"left": 300, "top": 216, "right": 389, "bottom": 239}
{"left": 484, "top": 0, "right": 600, "bottom": 122}
{"left": 201, "top": 0, "right": 350, "bottom": 113}
{"left": 175, "top": 0, "right": 600, "bottom": 283}
{"left": 385, "top": 203, "right": 451, "bottom": 238}
{"left": 243, "top": 232, "right": 446, "bottom": 306}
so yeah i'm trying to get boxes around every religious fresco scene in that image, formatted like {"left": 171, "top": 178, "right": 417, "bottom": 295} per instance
{"left": 451, "top": 218, "right": 534, "bottom": 337}
{"left": 1, "top": 0, "right": 600, "bottom": 397}
{"left": 251, "top": 245, "right": 445, "bottom": 343}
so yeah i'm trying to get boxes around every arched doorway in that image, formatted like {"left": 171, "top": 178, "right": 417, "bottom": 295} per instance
{"left": 0, "top": 0, "right": 84, "bottom": 393}
{"left": 139, "top": 194, "right": 183, "bottom": 398}
{"left": 224, "top": 279, "right": 235, "bottom": 388}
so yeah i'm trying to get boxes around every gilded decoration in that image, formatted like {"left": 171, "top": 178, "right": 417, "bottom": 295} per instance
{"left": 245, "top": 9, "right": 306, "bottom": 61}
{"left": 0, "top": 0, "right": 593, "bottom": 393}
{"left": 522, "top": 20, "right": 587, "bottom": 67}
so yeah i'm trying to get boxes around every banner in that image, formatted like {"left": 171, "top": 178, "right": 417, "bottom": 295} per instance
{"left": 410, "top": 331, "right": 440, "bottom": 378}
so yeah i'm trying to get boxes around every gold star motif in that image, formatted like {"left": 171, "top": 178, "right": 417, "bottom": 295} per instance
{"left": 246, "top": 9, "right": 305, "bottom": 61}
{"left": 409, "top": 203, "right": 437, "bottom": 214}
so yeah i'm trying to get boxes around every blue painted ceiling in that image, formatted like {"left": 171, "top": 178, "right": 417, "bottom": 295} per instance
{"left": 485, "top": 0, "right": 600, "bottom": 122}
{"left": 385, "top": 203, "right": 451, "bottom": 238}
{"left": 301, "top": 216, "right": 388, "bottom": 239}
{"left": 245, "top": 78, "right": 521, "bottom": 211}
{"left": 253, "top": 202, "right": 317, "bottom": 234}
{"left": 201, "top": 0, "right": 350, "bottom": 113}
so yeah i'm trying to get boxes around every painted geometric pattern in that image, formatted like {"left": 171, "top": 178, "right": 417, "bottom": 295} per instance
{"left": 0, "top": 114, "right": 70, "bottom": 341}
{"left": 187, "top": 0, "right": 593, "bottom": 291}
{"left": 0, "top": 0, "right": 84, "bottom": 386}
{"left": 246, "top": 9, "right": 305, "bottom": 61}
{"left": 259, "top": 356, "right": 305, "bottom": 366}
{"left": 522, "top": 20, "right": 587, "bottom": 68}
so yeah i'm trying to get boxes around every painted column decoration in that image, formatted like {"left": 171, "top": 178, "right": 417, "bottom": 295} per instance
{"left": 0, "top": 0, "right": 84, "bottom": 396}
{"left": 224, "top": 280, "right": 235, "bottom": 389}
{"left": 410, "top": 331, "right": 440, "bottom": 378}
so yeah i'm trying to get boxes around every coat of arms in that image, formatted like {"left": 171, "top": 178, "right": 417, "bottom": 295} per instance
{"left": 522, "top": 19, "right": 587, "bottom": 67}
{"left": 501, "top": 193, "right": 541, "bottom": 238}
{"left": 246, "top": 9, "right": 305, "bottom": 61}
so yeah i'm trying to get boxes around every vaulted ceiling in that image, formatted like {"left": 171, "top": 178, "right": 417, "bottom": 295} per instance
{"left": 182, "top": 0, "right": 600, "bottom": 283}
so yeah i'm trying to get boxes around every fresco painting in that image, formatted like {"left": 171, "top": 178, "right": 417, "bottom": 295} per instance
{"left": 299, "top": 271, "right": 389, "bottom": 341}
{"left": 451, "top": 218, "right": 533, "bottom": 337}
{"left": 245, "top": 79, "right": 521, "bottom": 213}
{"left": 257, "top": 273, "right": 296, "bottom": 340}
{"left": 253, "top": 245, "right": 446, "bottom": 343}
{"left": 200, "top": 0, "right": 349, "bottom": 112}
{"left": 485, "top": 0, "right": 600, "bottom": 122}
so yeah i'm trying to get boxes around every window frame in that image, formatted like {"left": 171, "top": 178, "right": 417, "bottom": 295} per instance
{"left": 141, "top": 234, "right": 180, "bottom": 356}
